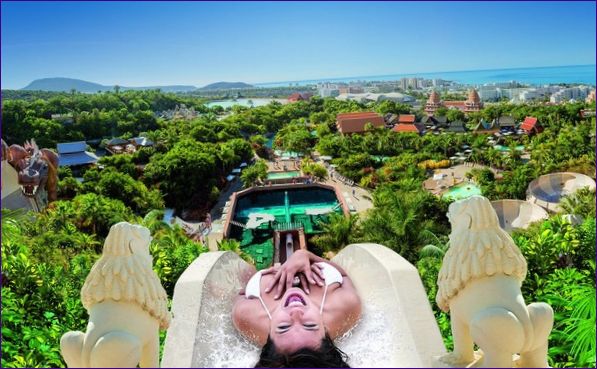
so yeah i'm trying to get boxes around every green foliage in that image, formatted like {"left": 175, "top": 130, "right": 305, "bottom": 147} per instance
{"left": 301, "top": 160, "right": 328, "bottom": 181}
{"left": 217, "top": 239, "right": 255, "bottom": 265}
{"left": 2, "top": 90, "right": 204, "bottom": 147}
{"left": 98, "top": 154, "right": 138, "bottom": 178}
{"left": 2, "top": 203, "right": 206, "bottom": 367}
{"left": 150, "top": 226, "right": 207, "bottom": 296}
{"left": 360, "top": 186, "right": 449, "bottom": 263}
{"left": 144, "top": 139, "right": 218, "bottom": 209}
{"left": 311, "top": 213, "right": 360, "bottom": 253}
{"left": 275, "top": 122, "right": 313, "bottom": 154}
{"left": 559, "top": 188, "right": 596, "bottom": 218}
{"left": 240, "top": 160, "right": 268, "bottom": 187}
{"left": 81, "top": 167, "right": 164, "bottom": 215}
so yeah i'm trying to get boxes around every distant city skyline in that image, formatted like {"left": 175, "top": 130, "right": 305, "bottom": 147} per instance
{"left": 2, "top": 1, "right": 596, "bottom": 89}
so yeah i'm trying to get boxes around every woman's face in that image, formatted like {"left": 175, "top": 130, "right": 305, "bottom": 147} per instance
{"left": 269, "top": 287, "right": 325, "bottom": 354}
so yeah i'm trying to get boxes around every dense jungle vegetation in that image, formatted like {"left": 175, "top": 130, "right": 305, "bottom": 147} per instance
{"left": 2, "top": 90, "right": 595, "bottom": 367}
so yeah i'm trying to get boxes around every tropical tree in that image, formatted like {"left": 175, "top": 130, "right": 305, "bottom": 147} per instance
{"left": 360, "top": 186, "right": 448, "bottom": 262}
{"left": 217, "top": 239, "right": 255, "bottom": 264}
{"left": 559, "top": 188, "right": 596, "bottom": 218}
{"left": 312, "top": 213, "right": 360, "bottom": 253}
{"left": 240, "top": 160, "right": 268, "bottom": 187}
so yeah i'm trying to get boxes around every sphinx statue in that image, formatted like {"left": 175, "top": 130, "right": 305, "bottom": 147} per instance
{"left": 5, "top": 139, "right": 59, "bottom": 203}
{"left": 60, "top": 222, "right": 171, "bottom": 368}
{"left": 435, "top": 196, "right": 553, "bottom": 368}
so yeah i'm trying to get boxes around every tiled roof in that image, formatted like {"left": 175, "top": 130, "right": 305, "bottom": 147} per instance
{"left": 443, "top": 101, "right": 466, "bottom": 107}
{"left": 398, "top": 114, "right": 416, "bottom": 123}
{"left": 337, "top": 112, "right": 380, "bottom": 119}
{"left": 288, "top": 92, "right": 313, "bottom": 102}
{"left": 336, "top": 112, "right": 384, "bottom": 134}
{"left": 475, "top": 119, "right": 498, "bottom": 132}
{"left": 446, "top": 120, "right": 467, "bottom": 132}
{"left": 495, "top": 116, "right": 516, "bottom": 126}
{"left": 106, "top": 138, "right": 129, "bottom": 146}
{"left": 393, "top": 123, "right": 425, "bottom": 133}
{"left": 131, "top": 137, "right": 154, "bottom": 147}
{"left": 521, "top": 116, "right": 541, "bottom": 133}
{"left": 57, "top": 141, "right": 87, "bottom": 154}
{"left": 59, "top": 151, "right": 99, "bottom": 167}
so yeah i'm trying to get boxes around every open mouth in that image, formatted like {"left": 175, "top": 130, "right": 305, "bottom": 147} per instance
{"left": 285, "top": 293, "right": 306, "bottom": 307}
{"left": 20, "top": 185, "right": 39, "bottom": 197}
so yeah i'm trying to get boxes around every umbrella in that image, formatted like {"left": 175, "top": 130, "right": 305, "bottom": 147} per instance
{"left": 226, "top": 175, "right": 236, "bottom": 181}
{"left": 232, "top": 168, "right": 241, "bottom": 174}
{"left": 240, "top": 162, "right": 248, "bottom": 168}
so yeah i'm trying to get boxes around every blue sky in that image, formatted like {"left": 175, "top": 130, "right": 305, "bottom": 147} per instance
{"left": 1, "top": 1, "right": 596, "bottom": 89}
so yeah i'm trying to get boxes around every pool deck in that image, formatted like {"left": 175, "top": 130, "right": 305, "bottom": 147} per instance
{"left": 204, "top": 157, "right": 374, "bottom": 251}
{"left": 423, "top": 164, "right": 499, "bottom": 197}
{"left": 267, "top": 160, "right": 373, "bottom": 213}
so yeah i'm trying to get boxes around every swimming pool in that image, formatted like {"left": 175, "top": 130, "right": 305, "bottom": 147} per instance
{"left": 274, "top": 149, "right": 301, "bottom": 158}
{"left": 493, "top": 145, "right": 525, "bottom": 152}
{"left": 230, "top": 187, "right": 343, "bottom": 269}
{"left": 266, "top": 171, "right": 301, "bottom": 180}
{"left": 442, "top": 183, "right": 482, "bottom": 201}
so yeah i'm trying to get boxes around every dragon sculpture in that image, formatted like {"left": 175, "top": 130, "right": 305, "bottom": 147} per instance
{"left": 3, "top": 139, "right": 59, "bottom": 203}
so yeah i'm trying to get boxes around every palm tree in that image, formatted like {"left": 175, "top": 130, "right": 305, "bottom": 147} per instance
{"left": 559, "top": 188, "right": 596, "bottom": 218}
{"left": 1, "top": 208, "right": 27, "bottom": 241}
{"left": 75, "top": 194, "right": 103, "bottom": 234}
{"left": 312, "top": 213, "right": 360, "bottom": 253}
{"left": 142, "top": 209, "right": 171, "bottom": 235}
{"left": 360, "top": 189, "right": 439, "bottom": 263}
{"left": 217, "top": 239, "right": 255, "bottom": 264}
{"left": 218, "top": 146, "right": 236, "bottom": 174}
{"left": 419, "top": 232, "right": 450, "bottom": 259}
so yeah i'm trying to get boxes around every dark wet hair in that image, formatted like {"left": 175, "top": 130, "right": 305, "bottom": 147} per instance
{"left": 255, "top": 333, "right": 350, "bottom": 368}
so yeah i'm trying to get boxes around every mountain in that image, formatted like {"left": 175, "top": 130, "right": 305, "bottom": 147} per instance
{"left": 199, "top": 82, "right": 254, "bottom": 90}
{"left": 22, "top": 78, "right": 109, "bottom": 92}
{"left": 21, "top": 78, "right": 197, "bottom": 93}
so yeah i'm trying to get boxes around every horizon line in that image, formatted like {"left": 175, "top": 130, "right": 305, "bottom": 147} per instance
{"left": 252, "top": 63, "right": 597, "bottom": 86}
{"left": 4, "top": 63, "right": 596, "bottom": 90}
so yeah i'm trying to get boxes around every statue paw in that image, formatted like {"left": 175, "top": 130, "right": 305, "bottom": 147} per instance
{"left": 436, "top": 351, "right": 476, "bottom": 366}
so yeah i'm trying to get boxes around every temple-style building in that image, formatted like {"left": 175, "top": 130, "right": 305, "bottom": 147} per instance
{"left": 425, "top": 89, "right": 483, "bottom": 116}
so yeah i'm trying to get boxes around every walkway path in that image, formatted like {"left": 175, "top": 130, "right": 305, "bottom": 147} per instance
{"left": 323, "top": 176, "right": 373, "bottom": 214}
{"left": 205, "top": 178, "right": 242, "bottom": 251}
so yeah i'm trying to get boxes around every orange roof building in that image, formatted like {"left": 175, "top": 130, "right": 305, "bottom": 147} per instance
{"left": 397, "top": 114, "right": 416, "bottom": 123}
{"left": 520, "top": 116, "right": 542, "bottom": 135}
{"left": 336, "top": 112, "right": 385, "bottom": 135}
{"left": 425, "top": 89, "right": 483, "bottom": 115}
{"left": 393, "top": 114, "right": 425, "bottom": 134}
{"left": 288, "top": 92, "right": 313, "bottom": 102}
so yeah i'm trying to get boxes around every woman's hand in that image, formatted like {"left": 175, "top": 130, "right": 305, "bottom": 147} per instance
{"left": 263, "top": 250, "right": 324, "bottom": 299}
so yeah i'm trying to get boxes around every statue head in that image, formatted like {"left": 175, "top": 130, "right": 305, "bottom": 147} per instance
{"left": 81, "top": 222, "right": 171, "bottom": 329}
{"left": 436, "top": 196, "right": 527, "bottom": 312}
{"left": 17, "top": 144, "right": 49, "bottom": 198}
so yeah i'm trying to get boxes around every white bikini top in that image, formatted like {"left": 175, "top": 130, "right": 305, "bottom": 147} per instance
{"left": 245, "top": 262, "right": 343, "bottom": 320}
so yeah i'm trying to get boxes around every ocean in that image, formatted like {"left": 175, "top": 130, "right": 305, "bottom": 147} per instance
{"left": 255, "top": 65, "right": 596, "bottom": 87}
